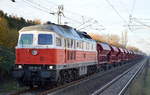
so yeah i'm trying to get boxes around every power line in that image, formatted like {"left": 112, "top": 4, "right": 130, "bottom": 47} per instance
{"left": 76, "top": 18, "right": 93, "bottom": 28}
{"left": 130, "top": 0, "right": 137, "bottom": 15}
{"left": 26, "top": 0, "right": 51, "bottom": 11}
{"left": 13, "top": 0, "right": 106, "bottom": 31}
{"left": 24, "top": 0, "right": 84, "bottom": 24}
{"left": 23, "top": 0, "right": 67, "bottom": 24}
{"left": 104, "top": 0, "right": 129, "bottom": 47}
{"left": 39, "top": 0, "right": 105, "bottom": 27}
{"left": 43, "top": 0, "right": 95, "bottom": 20}
{"left": 104, "top": 0, "right": 128, "bottom": 24}
{"left": 117, "top": 0, "right": 130, "bottom": 15}
{"left": 22, "top": 0, "right": 55, "bottom": 15}
{"left": 46, "top": 2, "right": 105, "bottom": 30}
{"left": 127, "top": 17, "right": 150, "bottom": 31}
{"left": 23, "top": 0, "right": 68, "bottom": 24}
{"left": 133, "top": 18, "right": 150, "bottom": 28}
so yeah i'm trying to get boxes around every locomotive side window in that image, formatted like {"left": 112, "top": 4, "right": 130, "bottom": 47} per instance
{"left": 81, "top": 42, "right": 84, "bottom": 49}
{"left": 67, "top": 39, "right": 70, "bottom": 48}
{"left": 77, "top": 41, "right": 79, "bottom": 49}
{"left": 56, "top": 37, "right": 62, "bottom": 46}
{"left": 38, "top": 34, "right": 53, "bottom": 45}
{"left": 83, "top": 42, "right": 86, "bottom": 50}
{"left": 19, "top": 34, "right": 33, "bottom": 45}
{"left": 86, "top": 43, "right": 89, "bottom": 50}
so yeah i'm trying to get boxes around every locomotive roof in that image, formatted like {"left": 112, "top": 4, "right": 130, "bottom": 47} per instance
{"left": 19, "top": 24, "right": 94, "bottom": 42}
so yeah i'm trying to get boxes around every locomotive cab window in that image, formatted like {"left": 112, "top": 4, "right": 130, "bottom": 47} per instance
{"left": 38, "top": 34, "right": 53, "bottom": 45}
{"left": 19, "top": 34, "right": 33, "bottom": 45}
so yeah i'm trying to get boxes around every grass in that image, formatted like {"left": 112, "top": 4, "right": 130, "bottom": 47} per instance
{"left": 0, "top": 79, "right": 26, "bottom": 93}
{"left": 142, "top": 68, "right": 150, "bottom": 95}
{"left": 127, "top": 62, "right": 150, "bottom": 95}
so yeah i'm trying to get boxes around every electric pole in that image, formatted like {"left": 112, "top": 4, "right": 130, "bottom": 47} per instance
{"left": 124, "top": 30, "right": 128, "bottom": 47}
{"left": 57, "top": 5, "right": 64, "bottom": 24}
{"left": 121, "top": 30, "right": 128, "bottom": 48}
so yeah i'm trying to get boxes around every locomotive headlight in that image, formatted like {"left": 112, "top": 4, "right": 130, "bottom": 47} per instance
{"left": 32, "top": 50, "right": 38, "bottom": 55}
{"left": 18, "top": 65, "right": 22, "bottom": 69}
{"left": 49, "top": 66, "right": 53, "bottom": 69}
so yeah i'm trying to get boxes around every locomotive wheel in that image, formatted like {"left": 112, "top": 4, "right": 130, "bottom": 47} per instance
{"left": 68, "top": 70, "right": 75, "bottom": 82}
{"left": 64, "top": 71, "right": 70, "bottom": 83}
{"left": 57, "top": 76, "right": 63, "bottom": 85}
{"left": 72, "top": 70, "right": 78, "bottom": 80}
{"left": 59, "top": 69, "right": 77, "bottom": 85}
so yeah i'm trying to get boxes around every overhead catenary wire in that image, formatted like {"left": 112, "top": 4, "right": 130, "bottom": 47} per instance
{"left": 117, "top": 0, "right": 130, "bottom": 15}
{"left": 23, "top": 0, "right": 90, "bottom": 24}
{"left": 127, "top": 0, "right": 137, "bottom": 32}
{"left": 130, "top": 0, "right": 137, "bottom": 16}
{"left": 76, "top": 18, "right": 94, "bottom": 29}
{"left": 104, "top": 0, "right": 128, "bottom": 24}
{"left": 14, "top": 0, "right": 106, "bottom": 31}
{"left": 42, "top": 0, "right": 98, "bottom": 21}
{"left": 132, "top": 17, "right": 150, "bottom": 28}
{"left": 126, "top": 16, "right": 150, "bottom": 31}
{"left": 36, "top": 0, "right": 105, "bottom": 29}
{"left": 22, "top": 0, "right": 82, "bottom": 24}
{"left": 25, "top": 0, "right": 55, "bottom": 13}
{"left": 22, "top": 0, "right": 55, "bottom": 15}
{"left": 104, "top": 0, "right": 130, "bottom": 47}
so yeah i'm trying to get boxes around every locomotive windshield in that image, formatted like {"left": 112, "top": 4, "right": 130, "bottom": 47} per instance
{"left": 19, "top": 34, "right": 33, "bottom": 45}
{"left": 38, "top": 34, "right": 53, "bottom": 45}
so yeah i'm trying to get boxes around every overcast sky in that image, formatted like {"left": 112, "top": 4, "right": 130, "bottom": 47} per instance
{"left": 0, "top": 0, "right": 150, "bottom": 54}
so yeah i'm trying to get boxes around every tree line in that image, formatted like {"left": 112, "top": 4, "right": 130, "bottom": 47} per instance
{"left": 0, "top": 10, "right": 40, "bottom": 79}
{"left": 88, "top": 32, "right": 140, "bottom": 52}
{"left": 0, "top": 10, "right": 41, "bottom": 49}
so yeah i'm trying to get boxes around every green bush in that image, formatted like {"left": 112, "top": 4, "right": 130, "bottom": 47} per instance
{"left": 0, "top": 10, "right": 38, "bottom": 79}
{"left": 0, "top": 46, "right": 15, "bottom": 77}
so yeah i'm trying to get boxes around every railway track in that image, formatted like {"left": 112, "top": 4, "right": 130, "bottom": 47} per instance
{"left": 92, "top": 58, "right": 147, "bottom": 95}
{"left": 38, "top": 59, "right": 141, "bottom": 95}
{"left": 10, "top": 87, "right": 41, "bottom": 95}
{"left": 9, "top": 58, "right": 145, "bottom": 95}
{"left": 10, "top": 70, "right": 96, "bottom": 95}
{"left": 10, "top": 71, "right": 94, "bottom": 95}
